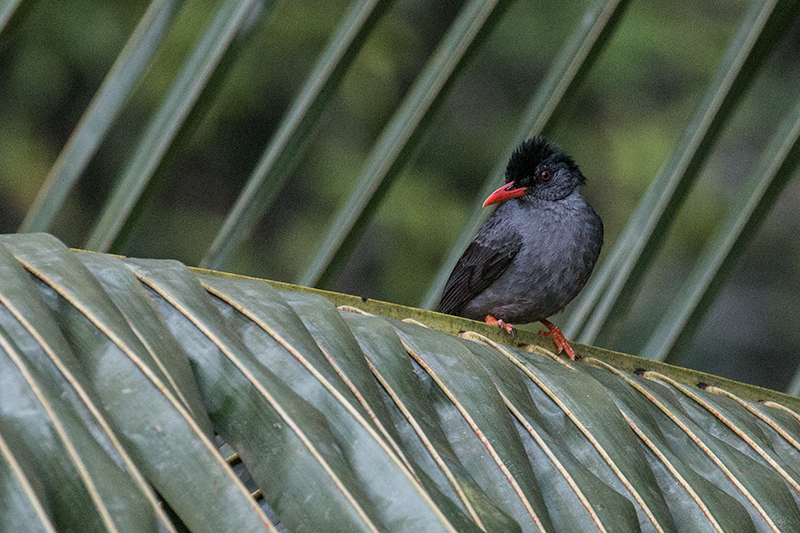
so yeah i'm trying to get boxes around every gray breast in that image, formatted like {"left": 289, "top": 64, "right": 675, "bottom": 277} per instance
{"left": 462, "top": 192, "right": 602, "bottom": 324}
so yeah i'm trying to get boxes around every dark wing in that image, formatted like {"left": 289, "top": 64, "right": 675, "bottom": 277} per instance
{"left": 437, "top": 223, "right": 522, "bottom": 315}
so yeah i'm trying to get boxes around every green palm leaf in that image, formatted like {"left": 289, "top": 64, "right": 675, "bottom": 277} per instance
{"left": 298, "top": 0, "right": 513, "bottom": 288}
{"left": 642, "top": 94, "right": 800, "bottom": 363}
{"left": 200, "top": 0, "right": 395, "bottom": 271}
{"left": 2, "top": 233, "right": 799, "bottom": 531}
{"left": 19, "top": 0, "right": 187, "bottom": 234}
{"left": 85, "top": 0, "right": 271, "bottom": 253}
{"left": 565, "top": 0, "right": 800, "bottom": 343}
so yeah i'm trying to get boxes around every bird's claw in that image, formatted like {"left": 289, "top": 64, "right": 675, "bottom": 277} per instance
{"left": 539, "top": 319, "right": 576, "bottom": 360}
{"left": 485, "top": 315, "right": 515, "bottom": 339}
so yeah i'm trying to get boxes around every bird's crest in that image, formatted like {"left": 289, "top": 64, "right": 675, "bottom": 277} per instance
{"left": 505, "top": 136, "right": 583, "bottom": 185}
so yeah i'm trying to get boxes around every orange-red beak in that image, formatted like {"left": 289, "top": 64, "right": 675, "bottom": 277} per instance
{"left": 483, "top": 183, "right": 528, "bottom": 207}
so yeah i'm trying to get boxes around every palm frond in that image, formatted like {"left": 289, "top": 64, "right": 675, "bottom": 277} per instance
{"left": 85, "top": 0, "right": 271, "bottom": 253}
{"left": 566, "top": 0, "right": 800, "bottom": 343}
{"left": 19, "top": 0, "right": 186, "bottom": 234}
{"left": 298, "top": 0, "right": 513, "bottom": 288}
{"left": 200, "top": 0, "right": 395, "bottom": 272}
{"left": 2, "top": 233, "right": 800, "bottom": 531}
{"left": 643, "top": 94, "right": 800, "bottom": 363}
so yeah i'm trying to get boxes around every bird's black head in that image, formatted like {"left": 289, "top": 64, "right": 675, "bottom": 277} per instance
{"left": 504, "top": 137, "right": 585, "bottom": 201}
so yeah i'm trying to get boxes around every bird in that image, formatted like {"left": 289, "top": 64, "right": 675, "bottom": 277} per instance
{"left": 438, "top": 137, "right": 603, "bottom": 360}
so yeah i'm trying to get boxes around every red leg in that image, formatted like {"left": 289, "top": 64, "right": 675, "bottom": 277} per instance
{"left": 538, "top": 319, "right": 576, "bottom": 360}
{"left": 485, "top": 315, "right": 515, "bottom": 338}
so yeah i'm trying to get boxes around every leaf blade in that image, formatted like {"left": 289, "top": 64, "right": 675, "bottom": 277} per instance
{"left": 19, "top": 0, "right": 187, "bottom": 233}
{"left": 200, "top": 0, "right": 395, "bottom": 271}
{"left": 299, "top": 0, "right": 513, "bottom": 289}
{"left": 84, "top": 0, "right": 269, "bottom": 253}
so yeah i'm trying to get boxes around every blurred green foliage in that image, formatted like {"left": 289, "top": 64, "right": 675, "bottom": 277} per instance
{"left": 1, "top": 0, "right": 799, "bottom": 390}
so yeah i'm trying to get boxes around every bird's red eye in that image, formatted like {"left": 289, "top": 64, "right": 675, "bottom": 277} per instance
{"left": 540, "top": 169, "right": 551, "bottom": 181}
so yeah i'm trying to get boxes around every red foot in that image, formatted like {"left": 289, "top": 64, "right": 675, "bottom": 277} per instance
{"left": 538, "top": 319, "right": 576, "bottom": 360}
{"left": 485, "top": 315, "right": 515, "bottom": 339}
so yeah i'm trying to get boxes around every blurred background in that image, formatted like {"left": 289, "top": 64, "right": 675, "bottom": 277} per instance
{"left": 1, "top": 0, "right": 799, "bottom": 391}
